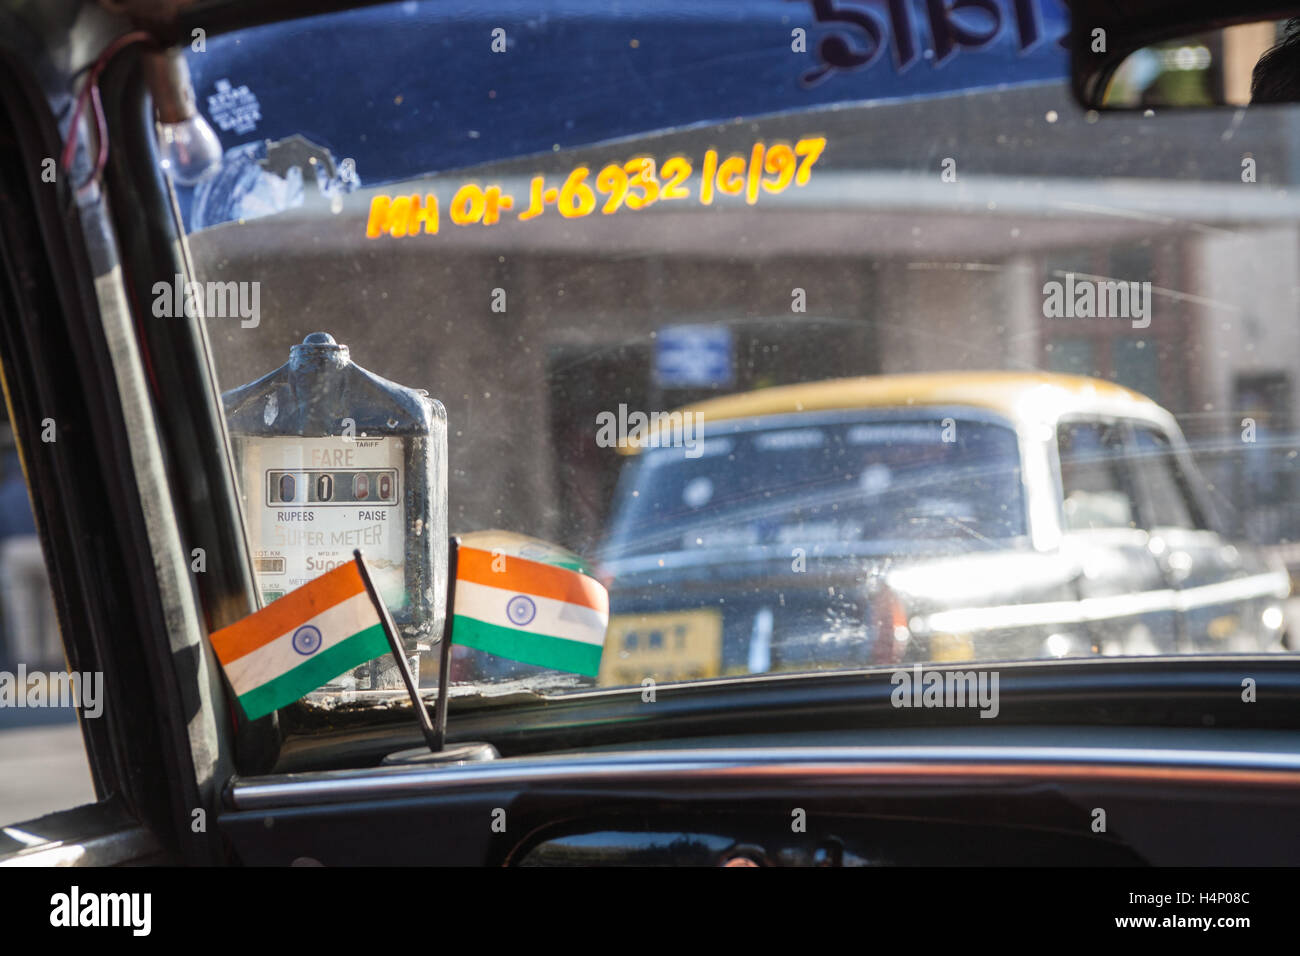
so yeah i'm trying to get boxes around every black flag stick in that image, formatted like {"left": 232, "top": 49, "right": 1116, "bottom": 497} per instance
{"left": 431, "top": 536, "right": 460, "bottom": 752}
{"left": 353, "top": 548, "right": 439, "bottom": 754}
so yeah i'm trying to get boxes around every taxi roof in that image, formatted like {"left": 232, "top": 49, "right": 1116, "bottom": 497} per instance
{"left": 622, "top": 371, "right": 1175, "bottom": 452}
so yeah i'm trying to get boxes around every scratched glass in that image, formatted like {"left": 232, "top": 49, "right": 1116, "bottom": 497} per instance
{"left": 184, "top": 0, "right": 1300, "bottom": 708}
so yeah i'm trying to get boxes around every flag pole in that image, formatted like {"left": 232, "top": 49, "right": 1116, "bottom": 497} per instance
{"left": 432, "top": 536, "right": 460, "bottom": 751}
{"left": 353, "top": 548, "right": 439, "bottom": 754}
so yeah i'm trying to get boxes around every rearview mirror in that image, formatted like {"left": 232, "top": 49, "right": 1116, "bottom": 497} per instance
{"left": 1073, "top": 11, "right": 1300, "bottom": 109}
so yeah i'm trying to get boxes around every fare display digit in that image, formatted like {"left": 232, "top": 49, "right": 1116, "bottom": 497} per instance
{"left": 266, "top": 468, "right": 399, "bottom": 505}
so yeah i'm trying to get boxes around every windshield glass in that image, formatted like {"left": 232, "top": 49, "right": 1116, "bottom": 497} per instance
{"left": 603, "top": 415, "right": 1026, "bottom": 561}
{"left": 182, "top": 0, "right": 1299, "bottom": 716}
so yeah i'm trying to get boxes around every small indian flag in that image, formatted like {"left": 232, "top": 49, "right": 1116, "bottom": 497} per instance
{"left": 452, "top": 536, "right": 609, "bottom": 676}
{"left": 209, "top": 560, "right": 390, "bottom": 720}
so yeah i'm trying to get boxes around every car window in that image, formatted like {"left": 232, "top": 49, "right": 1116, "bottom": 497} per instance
{"left": 1130, "top": 426, "right": 1208, "bottom": 531}
{"left": 1057, "top": 422, "right": 1138, "bottom": 531}
{"left": 603, "top": 416, "right": 1026, "bottom": 560}
{"left": 0, "top": 423, "right": 95, "bottom": 826}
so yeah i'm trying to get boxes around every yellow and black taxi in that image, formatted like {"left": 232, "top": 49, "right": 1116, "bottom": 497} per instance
{"left": 596, "top": 371, "right": 1292, "bottom": 684}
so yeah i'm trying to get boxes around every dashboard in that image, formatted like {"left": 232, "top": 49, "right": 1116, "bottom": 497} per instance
{"left": 220, "top": 729, "right": 1300, "bottom": 866}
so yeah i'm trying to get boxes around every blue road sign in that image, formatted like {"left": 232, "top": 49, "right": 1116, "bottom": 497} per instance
{"left": 656, "top": 325, "right": 734, "bottom": 388}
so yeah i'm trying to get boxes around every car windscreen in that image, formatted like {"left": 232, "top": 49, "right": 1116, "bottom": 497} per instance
{"left": 178, "top": 0, "right": 1298, "bottom": 718}
{"left": 603, "top": 417, "right": 1026, "bottom": 560}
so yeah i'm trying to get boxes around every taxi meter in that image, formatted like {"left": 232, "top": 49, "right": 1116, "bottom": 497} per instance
{"left": 223, "top": 333, "right": 448, "bottom": 686}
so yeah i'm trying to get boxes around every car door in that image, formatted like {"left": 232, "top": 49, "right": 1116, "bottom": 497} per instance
{"left": 1125, "top": 422, "right": 1284, "bottom": 653}
{"left": 1054, "top": 419, "right": 1179, "bottom": 655}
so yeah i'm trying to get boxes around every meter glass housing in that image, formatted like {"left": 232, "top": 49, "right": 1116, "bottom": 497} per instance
{"left": 223, "top": 333, "right": 447, "bottom": 686}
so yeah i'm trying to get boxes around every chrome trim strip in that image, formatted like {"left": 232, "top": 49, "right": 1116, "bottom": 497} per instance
{"left": 924, "top": 570, "right": 1290, "bottom": 633}
{"left": 0, "top": 826, "right": 161, "bottom": 867}
{"left": 228, "top": 745, "right": 1300, "bottom": 810}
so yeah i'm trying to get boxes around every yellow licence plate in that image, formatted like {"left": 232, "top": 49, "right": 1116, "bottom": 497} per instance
{"left": 598, "top": 608, "right": 724, "bottom": 687}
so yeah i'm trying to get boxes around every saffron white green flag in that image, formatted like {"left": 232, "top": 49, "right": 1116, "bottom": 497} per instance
{"left": 453, "top": 531, "right": 608, "bottom": 675}
{"left": 209, "top": 560, "right": 389, "bottom": 719}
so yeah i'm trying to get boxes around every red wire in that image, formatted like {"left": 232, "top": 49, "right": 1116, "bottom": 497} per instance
{"left": 85, "top": 84, "right": 107, "bottom": 193}
{"left": 60, "top": 30, "right": 156, "bottom": 193}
